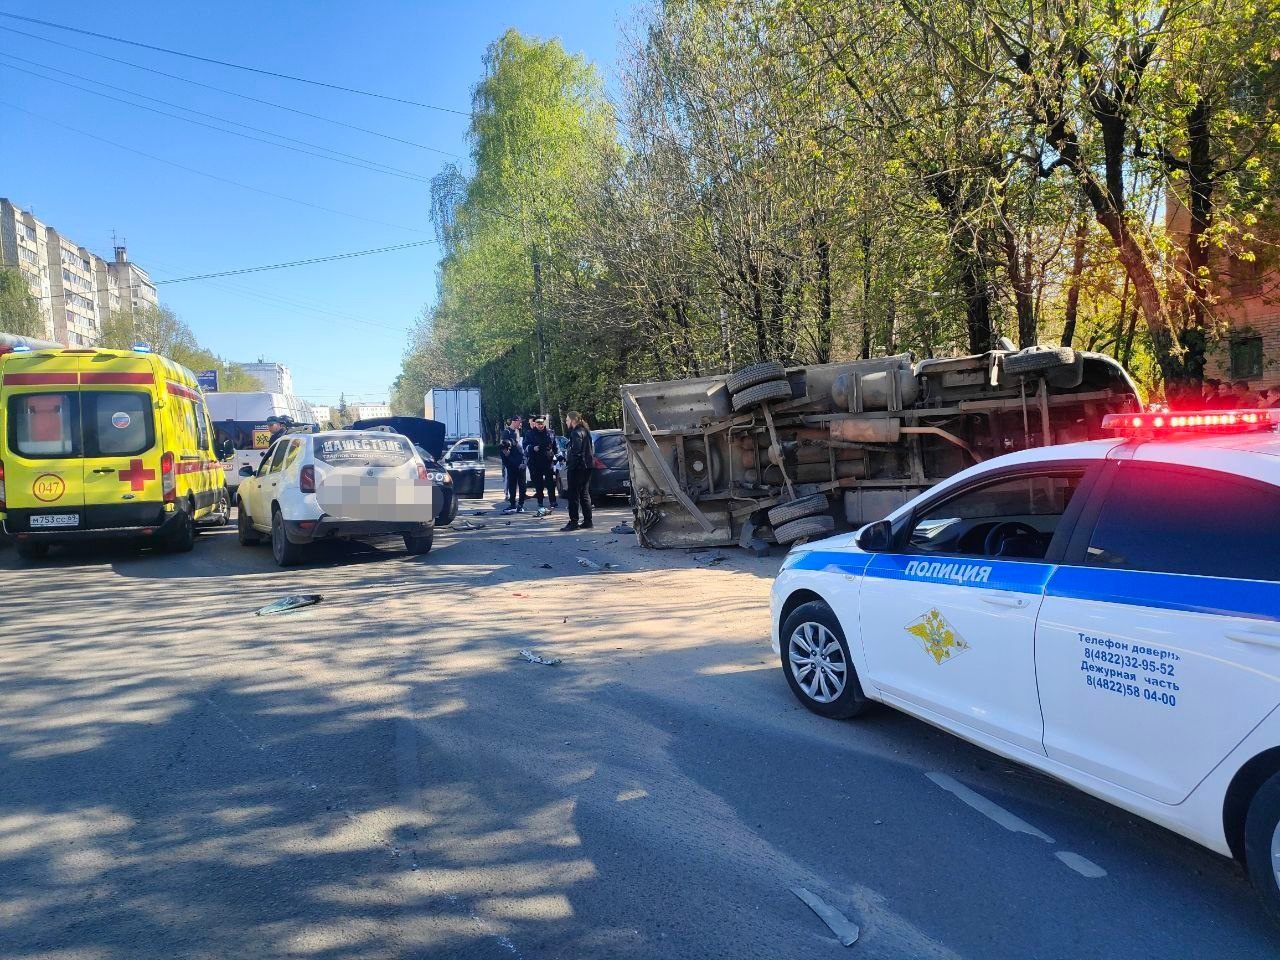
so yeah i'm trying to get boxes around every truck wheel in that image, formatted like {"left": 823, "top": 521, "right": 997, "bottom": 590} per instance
{"left": 726, "top": 361, "right": 786, "bottom": 395}
{"left": 768, "top": 494, "right": 831, "bottom": 527}
{"left": 161, "top": 503, "right": 196, "bottom": 553}
{"left": 1244, "top": 769, "right": 1280, "bottom": 928}
{"left": 731, "top": 378, "right": 793, "bottom": 412}
{"left": 780, "top": 600, "right": 870, "bottom": 720}
{"left": 270, "top": 508, "right": 304, "bottom": 567}
{"left": 1003, "top": 345, "right": 1076, "bottom": 377}
{"left": 237, "top": 504, "right": 261, "bottom": 545}
{"left": 404, "top": 527, "right": 434, "bottom": 555}
{"left": 15, "top": 540, "right": 49, "bottom": 561}
{"left": 774, "top": 513, "right": 835, "bottom": 544}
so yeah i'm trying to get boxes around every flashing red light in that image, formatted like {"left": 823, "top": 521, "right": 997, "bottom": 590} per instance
{"left": 1103, "top": 409, "right": 1278, "bottom": 437}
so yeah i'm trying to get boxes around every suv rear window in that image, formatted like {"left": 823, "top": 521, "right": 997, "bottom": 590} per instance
{"left": 593, "top": 432, "right": 627, "bottom": 467}
{"left": 315, "top": 435, "right": 412, "bottom": 467}
{"left": 6, "top": 391, "right": 154, "bottom": 458}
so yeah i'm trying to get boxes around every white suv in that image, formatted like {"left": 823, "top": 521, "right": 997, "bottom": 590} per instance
{"left": 236, "top": 430, "right": 435, "bottom": 566}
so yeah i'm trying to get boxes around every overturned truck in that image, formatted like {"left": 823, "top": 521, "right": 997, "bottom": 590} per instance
{"left": 621, "top": 345, "right": 1143, "bottom": 549}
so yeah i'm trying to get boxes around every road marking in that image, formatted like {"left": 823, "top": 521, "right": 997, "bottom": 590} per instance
{"left": 791, "top": 887, "right": 860, "bottom": 946}
{"left": 925, "top": 771, "right": 1054, "bottom": 843}
{"left": 1055, "top": 851, "right": 1108, "bottom": 878}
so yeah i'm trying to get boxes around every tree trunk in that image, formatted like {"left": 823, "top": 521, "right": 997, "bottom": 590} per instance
{"left": 859, "top": 226, "right": 873, "bottom": 359}
{"left": 1061, "top": 219, "right": 1088, "bottom": 348}
{"left": 530, "top": 246, "right": 548, "bottom": 415}
{"left": 815, "top": 236, "right": 833, "bottom": 363}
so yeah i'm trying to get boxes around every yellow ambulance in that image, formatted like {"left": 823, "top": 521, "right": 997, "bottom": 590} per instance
{"left": 0, "top": 345, "right": 229, "bottom": 560}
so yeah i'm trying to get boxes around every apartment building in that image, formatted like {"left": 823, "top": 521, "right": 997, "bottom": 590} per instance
{"left": 353, "top": 402, "right": 392, "bottom": 420}
{"left": 0, "top": 198, "right": 159, "bottom": 345}
{"left": 242, "top": 361, "right": 294, "bottom": 395}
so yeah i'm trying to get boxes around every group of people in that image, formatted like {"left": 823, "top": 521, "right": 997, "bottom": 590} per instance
{"left": 498, "top": 411, "right": 596, "bottom": 532}
{"left": 1168, "top": 379, "right": 1280, "bottom": 410}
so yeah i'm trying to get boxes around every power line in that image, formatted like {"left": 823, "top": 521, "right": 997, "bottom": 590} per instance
{"left": 0, "top": 12, "right": 471, "bottom": 116}
{"left": 0, "top": 58, "right": 435, "bottom": 183}
{"left": 0, "top": 29, "right": 465, "bottom": 158}
{"left": 157, "top": 240, "right": 437, "bottom": 285}
{"left": 0, "top": 100, "right": 431, "bottom": 234}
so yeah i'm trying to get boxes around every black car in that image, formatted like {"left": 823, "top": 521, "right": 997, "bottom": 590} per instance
{"left": 559, "top": 428, "right": 631, "bottom": 506}
{"left": 351, "top": 416, "right": 458, "bottom": 526}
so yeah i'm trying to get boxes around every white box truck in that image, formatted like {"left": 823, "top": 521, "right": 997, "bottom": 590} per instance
{"left": 424, "top": 388, "right": 483, "bottom": 442}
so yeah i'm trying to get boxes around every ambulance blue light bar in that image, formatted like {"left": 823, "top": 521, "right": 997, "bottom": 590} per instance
{"left": 1102, "top": 409, "right": 1280, "bottom": 437}
{"left": 131, "top": 342, "right": 152, "bottom": 353}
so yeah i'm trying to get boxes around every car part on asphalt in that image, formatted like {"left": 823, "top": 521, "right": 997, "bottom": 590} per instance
{"left": 767, "top": 493, "right": 831, "bottom": 528}
{"left": 519, "top": 649, "right": 561, "bottom": 666}
{"left": 773, "top": 514, "right": 835, "bottom": 544}
{"left": 730, "top": 378, "right": 794, "bottom": 412}
{"left": 790, "top": 887, "right": 860, "bottom": 947}
{"left": 255, "top": 594, "right": 323, "bottom": 616}
{"left": 611, "top": 521, "right": 634, "bottom": 534}
{"left": 725, "top": 360, "right": 787, "bottom": 394}
{"left": 622, "top": 344, "right": 1143, "bottom": 549}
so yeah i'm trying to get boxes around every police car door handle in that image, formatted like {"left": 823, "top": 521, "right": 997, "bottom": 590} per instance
{"left": 1226, "top": 630, "right": 1280, "bottom": 651}
{"left": 980, "top": 592, "right": 1027, "bottom": 609}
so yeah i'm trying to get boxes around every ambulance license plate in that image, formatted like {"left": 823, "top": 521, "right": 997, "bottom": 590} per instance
{"left": 30, "top": 513, "right": 79, "bottom": 528}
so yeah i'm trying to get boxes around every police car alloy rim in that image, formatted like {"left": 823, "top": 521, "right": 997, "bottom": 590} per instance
{"left": 788, "top": 622, "right": 846, "bottom": 703}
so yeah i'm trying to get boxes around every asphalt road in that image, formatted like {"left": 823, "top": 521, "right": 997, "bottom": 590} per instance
{"left": 2, "top": 480, "right": 1278, "bottom": 959}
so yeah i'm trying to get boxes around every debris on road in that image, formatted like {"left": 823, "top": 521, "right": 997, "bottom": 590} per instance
{"left": 790, "top": 887, "right": 859, "bottom": 946}
{"left": 576, "top": 557, "right": 622, "bottom": 572}
{"left": 610, "top": 521, "right": 634, "bottom": 534}
{"left": 255, "top": 594, "right": 323, "bottom": 616}
{"left": 536, "top": 563, "right": 553, "bottom": 569}
{"left": 454, "top": 519, "right": 487, "bottom": 530}
{"left": 519, "top": 649, "right": 561, "bottom": 666}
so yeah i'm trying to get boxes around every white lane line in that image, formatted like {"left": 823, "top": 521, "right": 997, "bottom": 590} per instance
{"left": 1055, "top": 851, "right": 1108, "bottom": 878}
{"left": 925, "top": 771, "right": 1055, "bottom": 843}
{"left": 791, "top": 887, "right": 860, "bottom": 946}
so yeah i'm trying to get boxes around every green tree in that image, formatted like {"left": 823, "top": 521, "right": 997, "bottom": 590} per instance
{"left": 98, "top": 304, "right": 258, "bottom": 390}
{"left": 0, "top": 268, "right": 48, "bottom": 339}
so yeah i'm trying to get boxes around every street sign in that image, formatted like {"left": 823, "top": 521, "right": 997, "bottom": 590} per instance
{"left": 197, "top": 369, "right": 219, "bottom": 392}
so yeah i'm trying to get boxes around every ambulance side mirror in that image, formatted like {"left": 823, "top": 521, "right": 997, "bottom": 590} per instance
{"left": 856, "top": 519, "right": 894, "bottom": 552}
{"left": 218, "top": 439, "right": 235, "bottom": 459}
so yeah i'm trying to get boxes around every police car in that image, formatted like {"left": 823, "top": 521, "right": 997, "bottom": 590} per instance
{"left": 771, "top": 409, "right": 1280, "bottom": 922}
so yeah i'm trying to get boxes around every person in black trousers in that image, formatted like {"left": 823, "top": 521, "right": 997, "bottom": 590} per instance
{"left": 523, "top": 416, "right": 558, "bottom": 510}
{"left": 561, "top": 411, "right": 594, "bottom": 531}
{"left": 499, "top": 439, "right": 527, "bottom": 513}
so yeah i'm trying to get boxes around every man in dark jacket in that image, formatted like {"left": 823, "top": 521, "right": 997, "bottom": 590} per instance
{"left": 523, "top": 416, "right": 558, "bottom": 510}
{"left": 499, "top": 438, "right": 526, "bottom": 513}
{"left": 561, "top": 411, "right": 594, "bottom": 531}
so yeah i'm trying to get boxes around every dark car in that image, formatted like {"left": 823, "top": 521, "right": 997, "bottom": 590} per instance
{"left": 559, "top": 428, "right": 631, "bottom": 506}
{"left": 352, "top": 416, "right": 459, "bottom": 526}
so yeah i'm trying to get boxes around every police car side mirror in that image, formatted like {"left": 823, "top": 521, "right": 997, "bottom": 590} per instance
{"left": 856, "top": 519, "right": 894, "bottom": 552}
{"left": 238, "top": 465, "right": 255, "bottom": 478}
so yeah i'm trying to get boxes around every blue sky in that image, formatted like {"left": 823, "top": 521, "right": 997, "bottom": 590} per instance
{"left": 0, "top": 1, "right": 631, "bottom": 408}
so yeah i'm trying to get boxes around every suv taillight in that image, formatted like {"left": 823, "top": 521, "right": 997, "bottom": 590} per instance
{"left": 416, "top": 462, "right": 429, "bottom": 482}
{"left": 160, "top": 451, "right": 176, "bottom": 503}
{"left": 593, "top": 457, "right": 607, "bottom": 470}
{"left": 0, "top": 460, "right": 6, "bottom": 511}
{"left": 299, "top": 464, "right": 316, "bottom": 493}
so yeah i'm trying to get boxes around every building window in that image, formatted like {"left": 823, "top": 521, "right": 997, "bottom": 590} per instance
{"left": 1229, "top": 335, "right": 1264, "bottom": 380}
{"left": 20, "top": 224, "right": 36, "bottom": 242}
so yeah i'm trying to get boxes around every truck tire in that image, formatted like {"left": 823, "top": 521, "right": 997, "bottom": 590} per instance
{"left": 726, "top": 361, "right": 786, "bottom": 395}
{"left": 731, "top": 378, "right": 793, "bottom": 412}
{"left": 774, "top": 513, "right": 835, "bottom": 544}
{"left": 1003, "top": 345, "right": 1076, "bottom": 377}
{"left": 768, "top": 493, "right": 831, "bottom": 527}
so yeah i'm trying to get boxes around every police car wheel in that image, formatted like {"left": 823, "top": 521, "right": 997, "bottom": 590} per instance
{"left": 1243, "top": 769, "right": 1280, "bottom": 926}
{"left": 780, "top": 601, "right": 870, "bottom": 720}
{"left": 237, "top": 505, "right": 261, "bottom": 545}
{"left": 270, "top": 508, "right": 304, "bottom": 567}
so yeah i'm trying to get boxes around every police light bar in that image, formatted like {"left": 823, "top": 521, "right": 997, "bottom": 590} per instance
{"left": 1102, "top": 409, "right": 1280, "bottom": 437}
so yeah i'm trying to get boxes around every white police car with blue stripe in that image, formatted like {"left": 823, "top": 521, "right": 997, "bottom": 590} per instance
{"left": 770, "top": 408, "right": 1280, "bottom": 924}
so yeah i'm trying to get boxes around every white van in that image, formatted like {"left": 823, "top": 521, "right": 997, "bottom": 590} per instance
{"left": 206, "top": 391, "right": 317, "bottom": 499}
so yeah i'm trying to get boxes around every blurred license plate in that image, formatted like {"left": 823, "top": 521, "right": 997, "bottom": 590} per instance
{"left": 31, "top": 513, "right": 78, "bottom": 528}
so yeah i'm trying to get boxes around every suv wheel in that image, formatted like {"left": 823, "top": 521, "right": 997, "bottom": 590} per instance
{"left": 271, "top": 507, "right": 304, "bottom": 567}
{"left": 1244, "top": 770, "right": 1280, "bottom": 927}
{"left": 780, "top": 600, "right": 870, "bottom": 719}
{"left": 404, "top": 527, "right": 434, "bottom": 555}
{"left": 237, "top": 504, "right": 261, "bottom": 545}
